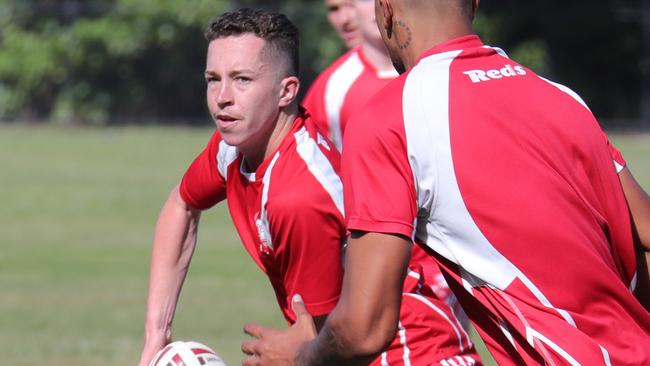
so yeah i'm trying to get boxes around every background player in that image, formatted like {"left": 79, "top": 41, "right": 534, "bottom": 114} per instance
{"left": 324, "top": 0, "right": 361, "bottom": 48}
{"left": 241, "top": 0, "right": 650, "bottom": 365}
{"left": 139, "top": 7, "right": 480, "bottom": 366}
{"left": 303, "top": 0, "right": 398, "bottom": 151}
{"left": 304, "top": 0, "right": 469, "bottom": 327}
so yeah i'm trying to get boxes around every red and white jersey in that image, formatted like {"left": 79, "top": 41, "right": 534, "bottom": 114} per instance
{"left": 302, "top": 46, "right": 397, "bottom": 151}
{"left": 180, "top": 114, "right": 345, "bottom": 323}
{"left": 180, "top": 113, "right": 480, "bottom": 365}
{"left": 342, "top": 35, "right": 650, "bottom": 366}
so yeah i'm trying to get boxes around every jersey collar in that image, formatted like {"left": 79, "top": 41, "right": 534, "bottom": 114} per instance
{"left": 240, "top": 111, "right": 306, "bottom": 182}
{"left": 415, "top": 34, "right": 484, "bottom": 65}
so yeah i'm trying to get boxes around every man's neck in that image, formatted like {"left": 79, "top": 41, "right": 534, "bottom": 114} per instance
{"left": 241, "top": 106, "right": 298, "bottom": 172}
{"left": 360, "top": 39, "right": 395, "bottom": 75}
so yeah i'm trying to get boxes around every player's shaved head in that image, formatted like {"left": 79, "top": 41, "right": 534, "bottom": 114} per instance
{"left": 389, "top": 0, "right": 474, "bottom": 19}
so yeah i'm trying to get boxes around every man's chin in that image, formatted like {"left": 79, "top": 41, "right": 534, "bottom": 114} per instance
{"left": 219, "top": 133, "right": 242, "bottom": 147}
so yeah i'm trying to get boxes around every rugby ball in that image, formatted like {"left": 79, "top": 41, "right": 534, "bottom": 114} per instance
{"left": 148, "top": 340, "right": 226, "bottom": 366}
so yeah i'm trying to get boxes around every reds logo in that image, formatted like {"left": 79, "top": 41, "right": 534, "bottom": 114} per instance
{"left": 463, "top": 64, "right": 527, "bottom": 83}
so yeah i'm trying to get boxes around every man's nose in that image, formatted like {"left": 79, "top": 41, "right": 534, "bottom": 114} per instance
{"left": 216, "top": 82, "right": 233, "bottom": 107}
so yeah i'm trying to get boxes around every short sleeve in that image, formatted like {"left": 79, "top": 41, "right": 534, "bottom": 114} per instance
{"left": 341, "top": 81, "right": 418, "bottom": 239}
{"left": 179, "top": 130, "right": 228, "bottom": 210}
{"left": 601, "top": 131, "right": 626, "bottom": 173}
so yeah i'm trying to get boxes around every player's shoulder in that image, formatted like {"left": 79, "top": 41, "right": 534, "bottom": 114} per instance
{"left": 271, "top": 115, "right": 340, "bottom": 178}
{"left": 268, "top": 119, "right": 342, "bottom": 205}
{"left": 309, "top": 48, "right": 362, "bottom": 87}
{"left": 324, "top": 48, "right": 362, "bottom": 76}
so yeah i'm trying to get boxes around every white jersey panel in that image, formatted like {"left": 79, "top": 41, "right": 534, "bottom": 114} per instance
{"left": 402, "top": 50, "right": 576, "bottom": 326}
{"left": 216, "top": 140, "right": 239, "bottom": 181}
{"left": 256, "top": 152, "right": 281, "bottom": 250}
{"left": 324, "top": 52, "right": 364, "bottom": 151}
{"left": 294, "top": 127, "right": 345, "bottom": 216}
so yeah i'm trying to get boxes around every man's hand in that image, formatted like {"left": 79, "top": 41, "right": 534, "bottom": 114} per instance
{"left": 138, "top": 332, "right": 168, "bottom": 366}
{"left": 241, "top": 294, "right": 317, "bottom": 366}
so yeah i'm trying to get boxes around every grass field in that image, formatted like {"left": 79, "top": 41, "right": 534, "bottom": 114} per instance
{"left": 0, "top": 125, "right": 647, "bottom": 366}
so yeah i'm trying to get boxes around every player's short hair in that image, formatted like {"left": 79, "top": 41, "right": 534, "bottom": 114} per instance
{"left": 205, "top": 8, "right": 299, "bottom": 77}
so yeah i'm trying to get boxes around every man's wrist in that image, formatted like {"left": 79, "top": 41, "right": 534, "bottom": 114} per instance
{"left": 294, "top": 340, "right": 314, "bottom": 366}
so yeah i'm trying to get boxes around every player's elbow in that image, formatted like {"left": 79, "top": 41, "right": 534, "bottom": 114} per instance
{"left": 328, "top": 310, "right": 397, "bottom": 359}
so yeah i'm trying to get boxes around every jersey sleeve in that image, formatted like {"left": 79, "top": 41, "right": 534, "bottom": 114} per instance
{"left": 179, "top": 130, "right": 227, "bottom": 210}
{"left": 341, "top": 82, "right": 418, "bottom": 239}
{"left": 601, "top": 131, "right": 626, "bottom": 173}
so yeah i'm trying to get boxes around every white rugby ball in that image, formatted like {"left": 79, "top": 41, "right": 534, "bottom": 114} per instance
{"left": 149, "top": 340, "right": 226, "bottom": 366}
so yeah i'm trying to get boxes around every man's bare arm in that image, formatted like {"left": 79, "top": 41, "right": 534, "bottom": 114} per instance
{"left": 138, "top": 184, "right": 202, "bottom": 366}
{"left": 618, "top": 167, "right": 650, "bottom": 310}
{"left": 296, "top": 231, "right": 412, "bottom": 366}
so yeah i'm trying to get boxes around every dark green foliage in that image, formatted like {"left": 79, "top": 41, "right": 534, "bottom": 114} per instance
{"left": 0, "top": 0, "right": 646, "bottom": 126}
{"left": 474, "top": 0, "right": 644, "bottom": 126}
{"left": 0, "top": 0, "right": 227, "bottom": 124}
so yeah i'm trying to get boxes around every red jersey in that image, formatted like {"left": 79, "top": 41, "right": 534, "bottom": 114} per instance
{"left": 303, "top": 47, "right": 397, "bottom": 151}
{"left": 180, "top": 114, "right": 480, "bottom": 365}
{"left": 180, "top": 114, "right": 344, "bottom": 322}
{"left": 342, "top": 35, "right": 650, "bottom": 365}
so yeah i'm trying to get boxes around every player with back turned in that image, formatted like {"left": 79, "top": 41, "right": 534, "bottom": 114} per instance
{"left": 242, "top": 0, "right": 650, "bottom": 365}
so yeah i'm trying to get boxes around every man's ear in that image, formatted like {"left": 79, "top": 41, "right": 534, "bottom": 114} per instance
{"left": 378, "top": 0, "right": 395, "bottom": 38}
{"left": 279, "top": 76, "right": 300, "bottom": 108}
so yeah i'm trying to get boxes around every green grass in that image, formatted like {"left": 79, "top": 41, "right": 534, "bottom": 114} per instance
{"left": 0, "top": 125, "right": 282, "bottom": 365}
{"left": 0, "top": 125, "right": 647, "bottom": 366}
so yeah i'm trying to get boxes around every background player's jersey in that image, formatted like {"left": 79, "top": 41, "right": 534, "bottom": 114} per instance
{"left": 302, "top": 47, "right": 397, "bottom": 151}
{"left": 180, "top": 114, "right": 344, "bottom": 322}
{"left": 304, "top": 45, "right": 468, "bottom": 323}
{"left": 342, "top": 35, "right": 650, "bottom": 365}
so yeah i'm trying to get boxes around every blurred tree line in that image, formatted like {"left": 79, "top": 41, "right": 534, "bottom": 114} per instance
{"left": 0, "top": 0, "right": 647, "bottom": 128}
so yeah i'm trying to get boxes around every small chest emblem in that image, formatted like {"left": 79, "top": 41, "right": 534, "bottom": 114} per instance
{"left": 255, "top": 217, "right": 273, "bottom": 254}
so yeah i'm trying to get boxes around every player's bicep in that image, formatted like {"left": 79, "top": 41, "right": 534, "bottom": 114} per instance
{"left": 180, "top": 131, "right": 228, "bottom": 210}
{"left": 619, "top": 167, "right": 650, "bottom": 251}
{"left": 331, "top": 231, "right": 412, "bottom": 353}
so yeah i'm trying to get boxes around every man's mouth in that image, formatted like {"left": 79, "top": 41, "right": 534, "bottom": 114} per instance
{"left": 216, "top": 114, "right": 239, "bottom": 129}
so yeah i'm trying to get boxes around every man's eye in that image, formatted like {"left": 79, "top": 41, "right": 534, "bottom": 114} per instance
{"left": 236, "top": 77, "right": 251, "bottom": 84}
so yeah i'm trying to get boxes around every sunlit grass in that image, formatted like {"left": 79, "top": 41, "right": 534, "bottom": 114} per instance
{"left": 0, "top": 125, "right": 646, "bottom": 365}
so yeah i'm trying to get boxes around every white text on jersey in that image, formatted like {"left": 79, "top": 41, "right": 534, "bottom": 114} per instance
{"left": 463, "top": 64, "right": 526, "bottom": 83}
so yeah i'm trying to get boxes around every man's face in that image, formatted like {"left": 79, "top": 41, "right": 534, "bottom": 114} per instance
{"left": 325, "top": 0, "right": 361, "bottom": 48}
{"left": 374, "top": 0, "right": 406, "bottom": 73}
{"left": 354, "top": 0, "right": 383, "bottom": 46}
{"left": 205, "top": 34, "right": 285, "bottom": 151}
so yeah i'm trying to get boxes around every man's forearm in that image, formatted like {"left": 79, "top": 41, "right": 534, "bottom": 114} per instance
{"left": 295, "top": 232, "right": 411, "bottom": 366}
{"left": 295, "top": 323, "right": 374, "bottom": 366}
{"left": 141, "top": 186, "right": 201, "bottom": 355}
